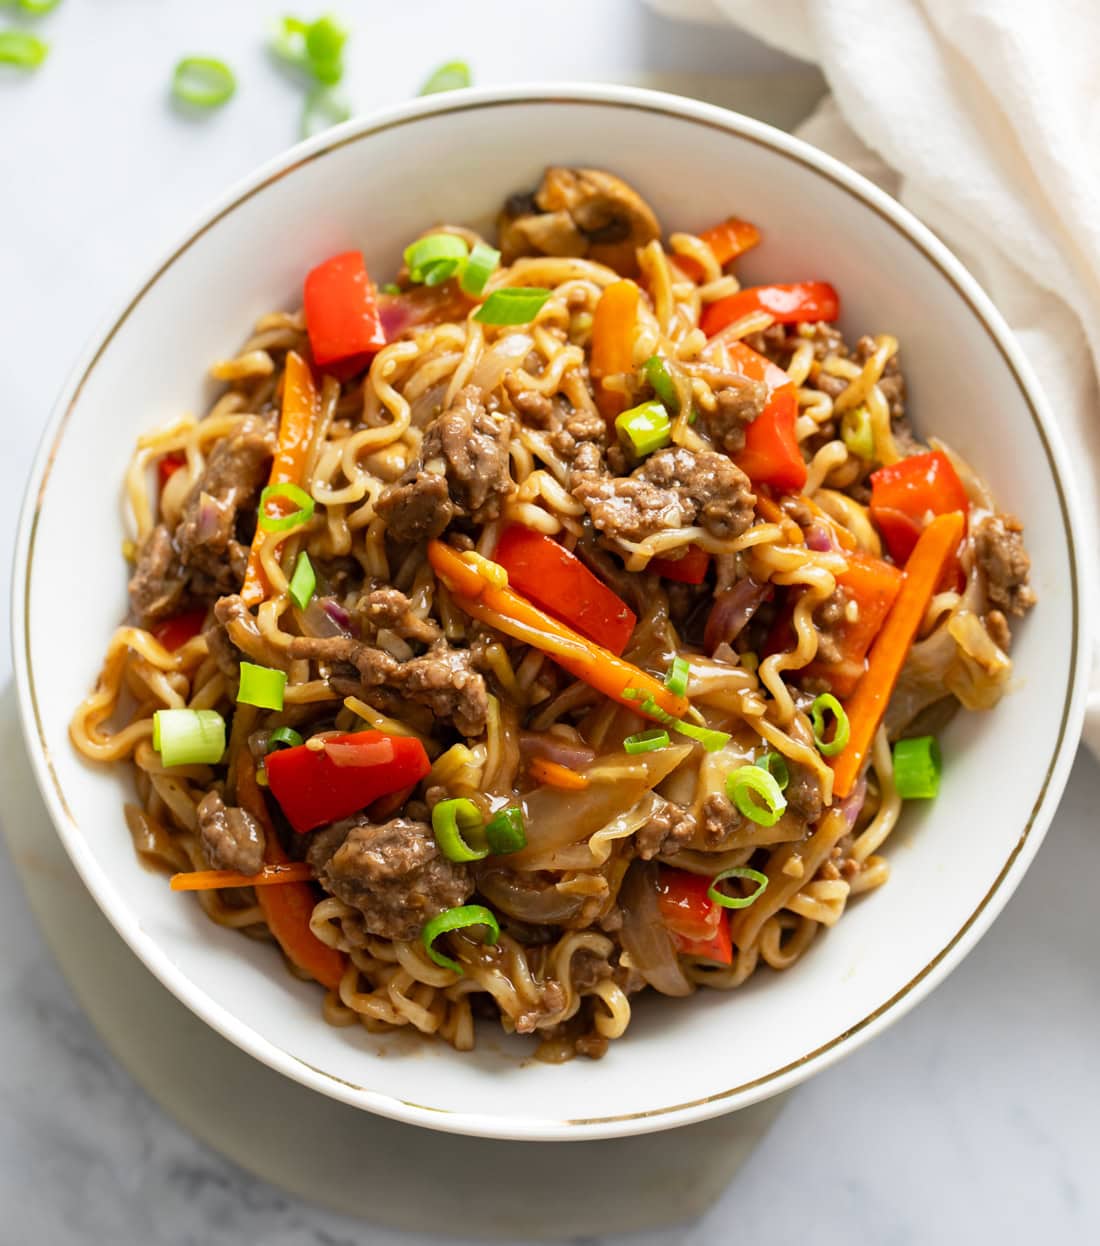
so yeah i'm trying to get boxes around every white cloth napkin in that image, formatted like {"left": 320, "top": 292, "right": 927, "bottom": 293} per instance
{"left": 648, "top": 0, "right": 1100, "bottom": 756}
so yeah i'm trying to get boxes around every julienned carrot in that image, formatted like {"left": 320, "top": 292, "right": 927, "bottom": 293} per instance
{"left": 830, "top": 512, "right": 966, "bottom": 799}
{"left": 237, "top": 756, "right": 346, "bottom": 992}
{"left": 169, "top": 863, "right": 314, "bottom": 891}
{"left": 677, "top": 217, "right": 761, "bottom": 283}
{"left": 590, "top": 279, "right": 639, "bottom": 422}
{"left": 528, "top": 757, "right": 590, "bottom": 791}
{"left": 240, "top": 350, "right": 320, "bottom": 607}
{"left": 427, "top": 541, "right": 690, "bottom": 721}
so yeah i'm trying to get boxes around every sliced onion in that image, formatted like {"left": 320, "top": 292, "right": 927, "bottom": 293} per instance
{"left": 704, "top": 577, "right": 771, "bottom": 654}
{"left": 476, "top": 868, "right": 586, "bottom": 924}
{"left": 301, "top": 597, "right": 350, "bottom": 638}
{"left": 619, "top": 861, "right": 694, "bottom": 997}
{"left": 470, "top": 332, "right": 534, "bottom": 392}
{"left": 518, "top": 731, "right": 596, "bottom": 770}
{"left": 804, "top": 522, "right": 835, "bottom": 552}
{"left": 839, "top": 774, "right": 867, "bottom": 829}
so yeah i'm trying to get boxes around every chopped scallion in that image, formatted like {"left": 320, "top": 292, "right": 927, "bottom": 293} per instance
{"left": 431, "top": 798, "right": 489, "bottom": 863}
{"left": 643, "top": 355, "right": 681, "bottom": 413}
{"left": 267, "top": 726, "right": 303, "bottom": 752}
{"left": 892, "top": 735, "right": 942, "bottom": 799}
{"left": 726, "top": 764, "right": 787, "bottom": 827}
{"left": 841, "top": 405, "right": 874, "bottom": 461}
{"left": 303, "top": 14, "right": 347, "bottom": 84}
{"left": 238, "top": 662, "right": 287, "bottom": 711}
{"left": 404, "top": 233, "right": 468, "bottom": 284}
{"left": 759, "top": 750, "right": 790, "bottom": 791}
{"left": 460, "top": 241, "right": 501, "bottom": 296}
{"left": 172, "top": 57, "right": 236, "bottom": 109}
{"left": 17, "top": 0, "right": 61, "bottom": 13}
{"left": 0, "top": 30, "right": 47, "bottom": 68}
{"left": 301, "top": 86, "right": 351, "bottom": 139}
{"left": 474, "top": 287, "right": 551, "bottom": 325}
{"left": 421, "top": 904, "right": 499, "bottom": 974}
{"left": 419, "top": 59, "right": 471, "bottom": 95}
{"left": 624, "top": 729, "right": 670, "bottom": 755}
{"left": 616, "top": 400, "right": 671, "bottom": 459}
{"left": 153, "top": 709, "right": 226, "bottom": 768}
{"left": 810, "top": 692, "right": 850, "bottom": 757}
{"left": 708, "top": 865, "right": 769, "bottom": 910}
{"left": 258, "top": 482, "right": 315, "bottom": 532}
{"left": 671, "top": 718, "right": 731, "bottom": 752}
{"left": 485, "top": 806, "right": 526, "bottom": 854}
{"left": 664, "top": 656, "right": 690, "bottom": 698}
{"left": 288, "top": 551, "right": 316, "bottom": 610}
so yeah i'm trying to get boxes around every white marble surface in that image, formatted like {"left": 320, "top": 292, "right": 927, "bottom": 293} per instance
{"left": 2, "top": 1, "right": 1098, "bottom": 1242}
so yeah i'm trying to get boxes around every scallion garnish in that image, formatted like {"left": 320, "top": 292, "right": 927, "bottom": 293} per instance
{"left": 460, "top": 241, "right": 501, "bottom": 296}
{"left": 892, "top": 735, "right": 942, "bottom": 799}
{"left": 271, "top": 13, "right": 347, "bottom": 85}
{"left": 726, "top": 764, "right": 787, "bottom": 827}
{"left": 616, "top": 400, "right": 672, "bottom": 459}
{"left": 301, "top": 86, "right": 351, "bottom": 139}
{"left": 172, "top": 57, "right": 237, "bottom": 109}
{"left": 237, "top": 662, "right": 287, "bottom": 711}
{"left": 152, "top": 709, "right": 226, "bottom": 768}
{"left": 841, "top": 405, "right": 874, "bottom": 461}
{"left": 421, "top": 904, "right": 500, "bottom": 974}
{"left": 0, "top": 30, "right": 47, "bottom": 68}
{"left": 707, "top": 865, "right": 769, "bottom": 910}
{"left": 403, "top": 233, "right": 469, "bottom": 285}
{"left": 288, "top": 551, "right": 316, "bottom": 610}
{"left": 431, "top": 798, "right": 489, "bottom": 863}
{"left": 17, "top": 0, "right": 61, "bottom": 14}
{"left": 473, "top": 287, "right": 551, "bottom": 326}
{"left": 759, "top": 750, "right": 790, "bottom": 791}
{"left": 257, "top": 482, "right": 315, "bottom": 533}
{"left": 664, "top": 656, "right": 690, "bottom": 698}
{"left": 419, "top": 59, "right": 471, "bottom": 95}
{"left": 485, "top": 806, "right": 526, "bottom": 854}
{"left": 670, "top": 718, "right": 731, "bottom": 752}
{"left": 267, "top": 726, "right": 304, "bottom": 752}
{"left": 810, "top": 692, "right": 850, "bottom": 757}
{"left": 643, "top": 355, "right": 681, "bottom": 413}
{"left": 624, "top": 729, "right": 671, "bottom": 755}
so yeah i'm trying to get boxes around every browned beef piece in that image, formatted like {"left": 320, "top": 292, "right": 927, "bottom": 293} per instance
{"left": 699, "top": 793, "right": 745, "bottom": 847}
{"left": 785, "top": 761, "right": 824, "bottom": 825}
{"left": 985, "top": 608, "right": 1012, "bottom": 653}
{"left": 574, "top": 446, "right": 756, "bottom": 546}
{"left": 634, "top": 796, "right": 698, "bottom": 860}
{"left": 129, "top": 523, "right": 187, "bottom": 625}
{"left": 374, "top": 470, "right": 453, "bottom": 543}
{"left": 203, "top": 613, "right": 241, "bottom": 680}
{"left": 175, "top": 420, "right": 276, "bottom": 594}
{"left": 700, "top": 379, "right": 767, "bottom": 455}
{"left": 352, "top": 587, "right": 441, "bottom": 645}
{"left": 974, "top": 512, "right": 1036, "bottom": 616}
{"left": 741, "top": 323, "right": 791, "bottom": 363}
{"left": 571, "top": 948, "right": 613, "bottom": 992}
{"left": 854, "top": 335, "right": 906, "bottom": 420}
{"left": 506, "top": 377, "right": 607, "bottom": 468}
{"left": 287, "top": 635, "right": 399, "bottom": 686}
{"left": 309, "top": 816, "right": 473, "bottom": 941}
{"left": 196, "top": 791, "right": 265, "bottom": 875}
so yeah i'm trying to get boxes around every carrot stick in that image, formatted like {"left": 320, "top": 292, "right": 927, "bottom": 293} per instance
{"left": 590, "top": 279, "right": 639, "bottom": 423}
{"left": 240, "top": 350, "right": 320, "bottom": 607}
{"left": 237, "top": 755, "right": 346, "bottom": 992}
{"left": 677, "top": 217, "right": 761, "bottom": 283}
{"left": 528, "top": 757, "right": 590, "bottom": 791}
{"left": 170, "top": 863, "right": 314, "bottom": 891}
{"left": 830, "top": 512, "right": 966, "bottom": 798}
{"left": 428, "top": 540, "right": 689, "bottom": 720}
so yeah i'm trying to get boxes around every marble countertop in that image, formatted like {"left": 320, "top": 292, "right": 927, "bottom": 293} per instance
{"left": 2, "top": 2, "right": 1098, "bottom": 1242}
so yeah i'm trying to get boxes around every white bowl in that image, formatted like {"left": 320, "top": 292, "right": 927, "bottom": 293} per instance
{"left": 12, "top": 84, "right": 1090, "bottom": 1141}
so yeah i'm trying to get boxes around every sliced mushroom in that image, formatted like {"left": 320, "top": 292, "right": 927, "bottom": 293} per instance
{"left": 497, "top": 167, "right": 661, "bottom": 275}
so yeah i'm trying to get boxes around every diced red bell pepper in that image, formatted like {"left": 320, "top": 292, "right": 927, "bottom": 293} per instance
{"left": 493, "top": 525, "right": 637, "bottom": 656}
{"left": 151, "top": 607, "right": 207, "bottom": 651}
{"left": 702, "top": 281, "right": 840, "bottom": 337}
{"left": 303, "top": 251, "right": 387, "bottom": 369}
{"left": 672, "top": 922, "right": 733, "bottom": 966}
{"left": 658, "top": 867, "right": 733, "bottom": 965}
{"left": 722, "top": 341, "right": 807, "bottom": 491}
{"left": 650, "top": 545, "right": 711, "bottom": 584}
{"left": 869, "top": 450, "right": 969, "bottom": 564}
{"left": 157, "top": 452, "right": 186, "bottom": 490}
{"left": 265, "top": 730, "right": 430, "bottom": 834}
{"left": 677, "top": 216, "right": 761, "bottom": 283}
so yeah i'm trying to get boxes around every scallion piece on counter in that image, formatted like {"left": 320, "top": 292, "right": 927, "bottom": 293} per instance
{"left": 257, "top": 482, "right": 315, "bottom": 532}
{"left": 643, "top": 355, "right": 681, "bottom": 413}
{"left": 624, "top": 728, "right": 671, "bottom": 755}
{"left": 301, "top": 86, "right": 351, "bottom": 139}
{"left": 473, "top": 287, "right": 551, "bottom": 325}
{"left": 664, "top": 656, "right": 690, "bottom": 698}
{"left": 172, "top": 57, "right": 237, "bottom": 108}
{"left": 616, "top": 400, "right": 671, "bottom": 458}
{"left": 17, "top": 0, "right": 62, "bottom": 14}
{"left": 759, "top": 750, "right": 790, "bottom": 791}
{"left": 267, "top": 726, "right": 303, "bottom": 752}
{"left": 810, "top": 692, "right": 850, "bottom": 757}
{"left": 892, "top": 735, "right": 942, "bottom": 799}
{"left": 708, "top": 865, "right": 769, "bottom": 910}
{"left": 726, "top": 764, "right": 787, "bottom": 827}
{"left": 237, "top": 662, "right": 287, "bottom": 711}
{"left": 271, "top": 14, "right": 347, "bottom": 85}
{"left": 419, "top": 59, "right": 471, "bottom": 95}
{"left": 460, "top": 241, "right": 501, "bottom": 296}
{"left": 431, "top": 798, "right": 489, "bottom": 863}
{"left": 484, "top": 806, "right": 526, "bottom": 854}
{"left": 288, "top": 551, "right": 316, "bottom": 610}
{"left": 0, "top": 30, "right": 48, "bottom": 68}
{"left": 421, "top": 904, "right": 500, "bottom": 974}
{"left": 152, "top": 709, "right": 226, "bottom": 768}
{"left": 404, "top": 233, "right": 468, "bottom": 284}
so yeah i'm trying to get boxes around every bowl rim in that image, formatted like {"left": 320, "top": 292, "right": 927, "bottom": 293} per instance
{"left": 11, "top": 81, "right": 1091, "bottom": 1142}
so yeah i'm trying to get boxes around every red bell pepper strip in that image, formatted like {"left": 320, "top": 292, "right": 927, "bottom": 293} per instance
{"left": 658, "top": 867, "right": 733, "bottom": 965}
{"left": 650, "top": 545, "right": 711, "bottom": 584}
{"left": 677, "top": 216, "right": 761, "bottom": 283}
{"left": 304, "top": 250, "right": 387, "bottom": 369}
{"left": 493, "top": 525, "right": 637, "bottom": 655}
{"left": 869, "top": 450, "right": 969, "bottom": 564}
{"left": 702, "top": 281, "right": 840, "bottom": 338}
{"left": 158, "top": 452, "right": 186, "bottom": 490}
{"left": 720, "top": 341, "right": 807, "bottom": 491}
{"left": 151, "top": 607, "right": 207, "bottom": 652}
{"left": 265, "top": 730, "right": 431, "bottom": 834}
{"left": 672, "top": 923, "right": 733, "bottom": 965}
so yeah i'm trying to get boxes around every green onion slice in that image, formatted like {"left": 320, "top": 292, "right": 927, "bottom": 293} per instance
{"left": 671, "top": 718, "right": 731, "bottom": 752}
{"left": 301, "top": 86, "right": 351, "bottom": 139}
{"left": 616, "top": 400, "right": 672, "bottom": 459}
{"left": 17, "top": 0, "right": 61, "bottom": 13}
{"left": 841, "top": 405, "right": 874, "bottom": 461}
{"left": 624, "top": 729, "right": 671, "bottom": 755}
{"left": 267, "top": 726, "right": 303, "bottom": 752}
{"left": 892, "top": 735, "right": 942, "bottom": 800}
{"left": 421, "top": 904, "right": 499, "bottom": 974}
{"left": 810, "top": 692, "right": 850, "bottom": 756}
{"left": 288, "top": 551, "right": 316, "bottom": 611}
{"left": 258, "top": 482, "right": 315, "bottom": 532}
{"left": 664, "top": 656, "right": 690, "bottom": 698}
{"left": 419, "top": 59, "right": 471, "bottom": 95}
{"left": 304, "top": 14, "right": 347, "bottom": 83}
{"left": 0, "top": 30, "right": 48, "bottom": 67}
{"left": 643, "top": 355, "right": 681, "bottom": 413}
{"left": 380, "top": 282, "right": 401, "bottom": 295}
{"left": 172, "top": 57, "right": 236, "bottom": 108}
{"left": 404, "top": 233, "right": 468, "bottom": 284}
{"left": 758, "top": 750, "right": 790, "bottom": 791}
{"left": 423, "top": 258, "right": 462, "bottom": 287}
{"left": 726, "top": 764, "right": 787, "bottom": 827}
{"left": 153, "top": 709, "right": 226, "bottom": 768}
{"left": 485, "top": 806, "right": 526, "bottom": 854}
{"left": 474, "top": 288, "right": 551, "bottom": 326}
{"left": 237, "top": 662, "right": 287, "bottom": 711}
{"left": 708, "top": 866, "right": 769, "bottom": 910}
{"left": 431, "top": 798, "right": 489, "bottom": 863}
{"left": 460, "top": 241, "right": 501, "bottom": 296}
